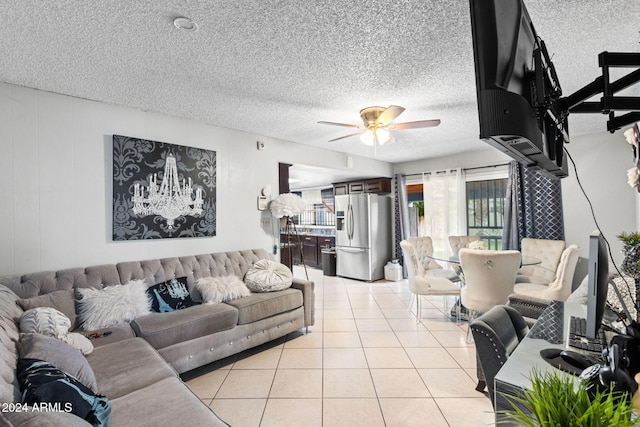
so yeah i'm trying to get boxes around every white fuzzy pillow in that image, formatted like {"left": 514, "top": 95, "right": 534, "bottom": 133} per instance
{"left": 194, "top": 276, "right": 251, "bottom": 304}
{"left": 76, "top": 280, "right": 151, "bottom": 331}
{"left": 19, "top": 307, "right": 94, "bottom": 355}
{"left": 244, "top": 259, "right": 293, "bottom": 292}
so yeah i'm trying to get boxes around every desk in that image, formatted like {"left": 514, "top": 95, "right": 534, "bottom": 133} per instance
{"left": 493, "top": 301, "right": 595, "bottom": 425}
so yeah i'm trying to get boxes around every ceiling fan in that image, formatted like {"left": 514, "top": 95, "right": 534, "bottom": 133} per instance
{"left": 318, "top": 105, "right": 440, "bottom": 146}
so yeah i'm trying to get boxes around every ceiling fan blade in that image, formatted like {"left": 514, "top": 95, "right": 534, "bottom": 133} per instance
{"left": 377, "top": 105, "right": 406, "bottom": 125}
{"left": 386, "top": 119, "right": 441, "bottom": 130}
{"left": 318, "top": 121, "right": 362, "bottom": 129}
{"left": 328, "top": 131, "right": 364, "bottom": 142}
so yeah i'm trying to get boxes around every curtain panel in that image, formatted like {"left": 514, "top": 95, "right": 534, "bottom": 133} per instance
{"left": 502, "top": 161, "right": 565, "bottom": 250}
{"left": 394, "top": 174, "right": 411, "bottom": 277}
{"left": 422, "top": 168, "right": 466, "bottom": 253}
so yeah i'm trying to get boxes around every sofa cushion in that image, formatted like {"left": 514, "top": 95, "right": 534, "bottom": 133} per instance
{"left": 224, "top": 288, "right": 303, "bottom": 325}
{"left": 18, "top": 333, "right": 98, "bottom": 392}
{"left": 76, "top": 280, "right": 151, "bottom": 331}
{"left": 244, "top": 260, "right": 293, "bottom": 293}
{"left": 194, "top": 276, "right": 251, "bottom": 304}
{"left": 1, "top": 410, "right": 94, "bottom": 426}
{"left": 130, "top": 304, "right": 238, "bottom": 350}
{"left": 86, "top": 338, "right": 177, "bottom": 400}
{"left": 81, "top": 323, "right": 136, "bottom": 347}
{"left": 17, "top": 358, "right": 111, "bottom": 427}
{"left": 146, "top": 277, "right": 196, "bottom": 313}
{"left": 17, "top": 289, "right": 77, "bottom": 329}
{"left": 109, "top": 377, "right": 228, "bottom": 427}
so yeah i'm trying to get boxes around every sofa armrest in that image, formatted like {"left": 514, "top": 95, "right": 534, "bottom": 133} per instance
{"left": 291, "top": 277, "right": 315, "bottom": 328}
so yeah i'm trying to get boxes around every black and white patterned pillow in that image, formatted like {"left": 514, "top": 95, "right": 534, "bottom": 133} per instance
{"left": 146, "top": 277, "right": 196, "bottom": 313}
{"left": 17, "top": 358, "right": 111, "bottom": 427}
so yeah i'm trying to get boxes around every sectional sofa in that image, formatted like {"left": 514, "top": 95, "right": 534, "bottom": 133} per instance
{"left": 0, "top": 248, "right": 315, "bottom": 426}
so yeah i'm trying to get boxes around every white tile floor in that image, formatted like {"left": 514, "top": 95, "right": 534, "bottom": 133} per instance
{"left": 182, "top": 266, "right": 496, "bottom": 427}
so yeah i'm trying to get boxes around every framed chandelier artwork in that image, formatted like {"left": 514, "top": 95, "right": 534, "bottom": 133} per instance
{"left": 112, "top": 134, "right": 216, "bottom": 240}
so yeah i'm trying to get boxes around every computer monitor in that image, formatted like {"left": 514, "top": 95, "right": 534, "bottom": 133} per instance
{"left": 586, "top": 230, "right": 609, "bottom": 340}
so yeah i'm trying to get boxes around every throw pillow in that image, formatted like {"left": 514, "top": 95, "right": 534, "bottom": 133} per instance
{"left": 18, "top": 333, "right": 97, "bottom": 393}
{"left": 17, "top": 289, "right": 77, "bottom": 329}
{"left": 20, "top": 307, "right": 71, "bottom": 339}
{"left": 76, "top": 280, "right": 151, "bottom": 331}
{"left": 244, "top": 259, "right": 293, "bottom": 292}
{"left": 19, "top": 307, "right": 94, "bottom": 355}
{"left": 194, "top": 275, "right": 251, "bottom": 304}
{"left": 17, "top": 358, "right": 111, "bottom": 427}
{"left": 146, "top": 277, "right": 196, "bottom": 313}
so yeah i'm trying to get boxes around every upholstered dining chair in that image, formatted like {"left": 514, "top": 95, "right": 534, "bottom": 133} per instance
{"left": 514, "top": 244, "right": 581, "bottom": 301}
{"left": 400, "top": 239, "right": 461, "bottom": 323}
{"left": 470, "top": 305, "right": 529, "bottom": 404}
{"left": 516, "top": 238, "right": 565, "bottom": 286}
{"left": 459, "top": 249, "right": 521, "bottom": 340}
{"left": 448, "top": 235, "right": 482, "bottom": 254}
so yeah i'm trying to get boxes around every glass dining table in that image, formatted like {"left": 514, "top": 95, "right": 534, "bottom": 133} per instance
{"left": 426, "top": 251, "right": 541, "bottom": 321}
{"left": 428, "top": 251, "right": 542, "bottom": 267}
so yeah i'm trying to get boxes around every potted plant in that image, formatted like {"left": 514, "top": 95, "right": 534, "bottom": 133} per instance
{"left": 500, "top": 369, "right": 636, "bottom": 426}
{"left": 618, "top": 231, "right": 640, "bottom": 279}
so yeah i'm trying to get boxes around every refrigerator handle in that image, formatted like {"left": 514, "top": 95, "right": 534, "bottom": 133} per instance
{"left": 347, "top": 203, "right": 354, "bottom": 240}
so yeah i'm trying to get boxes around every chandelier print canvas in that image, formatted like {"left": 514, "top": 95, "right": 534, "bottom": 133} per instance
{"left": 112, "top": 134, "right": 216, "bottom": 240}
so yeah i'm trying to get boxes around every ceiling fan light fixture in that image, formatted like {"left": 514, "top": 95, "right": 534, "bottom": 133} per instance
{"left": 360, "top": 128, "right": 392, "bottom": 146}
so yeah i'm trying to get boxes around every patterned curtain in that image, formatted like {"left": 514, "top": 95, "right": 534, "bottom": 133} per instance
{"left": 502, "top": 161, "right": 564, "bottom": 250}
{"left": 394, "top": 174, "right": 410, "bottom": 278}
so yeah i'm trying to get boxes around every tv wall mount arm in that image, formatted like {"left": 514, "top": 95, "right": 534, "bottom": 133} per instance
{"left": 560, "top": 52, "right": 640, "bottom": 133}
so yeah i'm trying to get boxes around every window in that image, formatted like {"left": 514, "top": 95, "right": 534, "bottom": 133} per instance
{"left": 405, "top": 166, "right": 508, "bottom": 249}
{"left": 466, "top": 178, "right": 508, "bottom": 249}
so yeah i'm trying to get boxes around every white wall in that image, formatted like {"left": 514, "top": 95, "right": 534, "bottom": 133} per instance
{"left": 393, "top": 146, "right": 511, "bottom": 176}
{"left": 0, "top": 83, "right": 391, "bottom": 276}
{"left": 562, "top": 131, "right": 640, "bottom": 267}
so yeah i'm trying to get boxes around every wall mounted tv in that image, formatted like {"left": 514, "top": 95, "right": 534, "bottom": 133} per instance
{"left": 469, "top": 0, "right": 569, "bottom": 179}
{"left": 469, "top": 0, "right": 640, "bottom": 180}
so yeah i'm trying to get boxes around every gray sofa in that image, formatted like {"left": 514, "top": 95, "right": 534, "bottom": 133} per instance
{"left": 0, "top": 248, "right": 315, "bottom": 426}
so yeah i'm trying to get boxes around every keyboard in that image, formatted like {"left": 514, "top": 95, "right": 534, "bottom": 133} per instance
{"left": 567, "top": 316, "right": 607, "bottom": 353}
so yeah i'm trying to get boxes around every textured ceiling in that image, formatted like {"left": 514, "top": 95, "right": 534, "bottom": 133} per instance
{"left": 1, "top": 0, "right": 638, "bottom": 163}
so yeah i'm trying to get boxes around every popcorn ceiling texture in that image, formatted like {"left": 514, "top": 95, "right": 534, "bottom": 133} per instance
{"left": 0, "top": 0, "right": 638, "bottom": 163}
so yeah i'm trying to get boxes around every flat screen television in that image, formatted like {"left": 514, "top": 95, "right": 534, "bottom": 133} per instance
{"left": 469, "top": 0, "right": 569, "bottom": 179}
{"left": 586, "top": 230, "right": 609, "bottom": 340}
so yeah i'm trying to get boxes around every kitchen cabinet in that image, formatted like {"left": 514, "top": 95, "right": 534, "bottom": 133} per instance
{"left": 280, "top": 234, "right": 335, "bottom": 269}
{"left": 302, "top": 235, "right": 318, "bottom": 266}
{"left": 280, "top": 234, "right": 300, "bottom": 268}
{"left": 332, "top": 177, "right": 391, "bottom": 195}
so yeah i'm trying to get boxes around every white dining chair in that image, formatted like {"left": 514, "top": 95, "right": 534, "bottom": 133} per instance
{"left": 516, "top": 238, "right": 565, "bottom": 286}
{"left": 459, "top": 248, "right": 521, "bottom": 340}
{"left": 401, "top": 239, "right": 461, "bottom": 323}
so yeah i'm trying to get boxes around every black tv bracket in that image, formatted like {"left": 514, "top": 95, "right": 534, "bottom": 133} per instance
{"left": 561, "top": 52, "right": 640, "bottom": 133}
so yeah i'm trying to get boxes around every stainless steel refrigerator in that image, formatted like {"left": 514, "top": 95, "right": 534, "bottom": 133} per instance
{"left": 334, "top": 193, "right": 391, "bottom": 281}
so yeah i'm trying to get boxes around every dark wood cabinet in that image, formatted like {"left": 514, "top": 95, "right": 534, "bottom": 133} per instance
{"left": 333, "top": 177, "right": 391, "bottom": 195}
{"left": 281, "top": 234, "right": 335, "bottom": 269}
{"left": 333, "top": 183, "right": 348, "bottom": 196}
{"left": 365, "top": 178, "right": 391, "bottom": 194}
{"left": 302, "top": 235, "right": 318, "bottom": 266}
